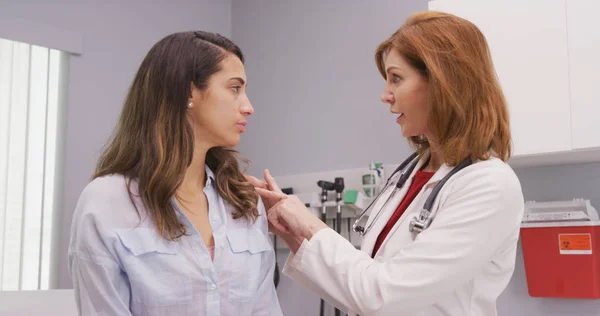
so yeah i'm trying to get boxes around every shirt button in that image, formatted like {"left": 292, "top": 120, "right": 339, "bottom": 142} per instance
{"left": 212, "top": 215, "right": 218, "bottom": 221}
{"left": 210, "top": 283, "right": 217, "bottom": 290}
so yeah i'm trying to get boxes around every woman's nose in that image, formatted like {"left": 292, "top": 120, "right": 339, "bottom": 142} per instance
{"left": 241, "top": 96, "right": 254, "bottom": 116}
{"left": 381, "top": 92, "right": 394, "bottom": 104}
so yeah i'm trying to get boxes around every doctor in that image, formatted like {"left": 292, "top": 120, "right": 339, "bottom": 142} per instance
{"left": 248, "top": 11, "right": 525, "bottom": 316}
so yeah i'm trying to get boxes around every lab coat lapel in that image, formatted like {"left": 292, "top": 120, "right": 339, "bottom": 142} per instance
{"left": 360, "top": 157, "right": 427, "bottom": 256}
{"left": 373, "top": 163, "right": 454, "bottom": 256}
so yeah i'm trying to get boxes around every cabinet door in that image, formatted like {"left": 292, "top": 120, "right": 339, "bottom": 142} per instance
{"left": 567, "top": 0, "right": 600, "bottom": 149}
{"left": 428, "top": 0, "right": 572, "bottom": 156}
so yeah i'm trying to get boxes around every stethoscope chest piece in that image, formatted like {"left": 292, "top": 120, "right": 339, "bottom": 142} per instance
{"left": 409, "top": 209, "right": 432, "bottom": 233}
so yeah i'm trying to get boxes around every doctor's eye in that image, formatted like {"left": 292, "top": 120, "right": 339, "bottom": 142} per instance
{"left": 392, "top": 74, "right": 402, "bottom": 84}
{"left": 231, "top": 86, "right": 241, "bottom": 93}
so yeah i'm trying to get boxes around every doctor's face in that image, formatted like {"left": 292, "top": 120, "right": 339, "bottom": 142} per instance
{"left": 380, "top": 49, "right": 430, "bottom": 138}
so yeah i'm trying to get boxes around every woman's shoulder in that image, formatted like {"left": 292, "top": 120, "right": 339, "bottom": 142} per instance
{"left": 73, "top": 174, "right": 144, "bottom": 226}
{"left": 452, "top": 157, "right": 523, "bottom": 199}
{"left": 69, "top": 174, "right": 156, "bottom": 262}
{"left": 470, "top": 157, "right": 519, "bottom": 181}
{"left": 78, "top": 174, "right": 132, "bottom": 205}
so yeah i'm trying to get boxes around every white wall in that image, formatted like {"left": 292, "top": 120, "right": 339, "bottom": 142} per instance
{"left": 232, "top": 1, "right": 600, "bottom": 316}
{"left": 0, "top": 0, "right": 232, "bottom": 288}
{"left": 232, "top": 0, "right": 415, "bottom": 177}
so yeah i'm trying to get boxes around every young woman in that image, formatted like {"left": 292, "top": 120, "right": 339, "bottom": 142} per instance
{"left": 69, "top": 31, "right": 282, "bottom": 316}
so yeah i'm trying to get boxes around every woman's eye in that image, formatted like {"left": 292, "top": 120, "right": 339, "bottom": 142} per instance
{"left": 392, "top": 74, "right": 402, "bottom": 83}
{"left": 232, "top": 86, "right": 241, "bottom": 93}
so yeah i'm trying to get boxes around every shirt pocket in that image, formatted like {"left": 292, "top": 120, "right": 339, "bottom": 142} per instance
{"left": 116, "top": 228, "right": 192, "bottom": 306}
{"left": 227, "top": 227, "right": 273, "bottom": 303}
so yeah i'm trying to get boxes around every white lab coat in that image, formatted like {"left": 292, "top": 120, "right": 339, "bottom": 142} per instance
{"left": 282, "top": 156, "right": 524, "bottom": 316}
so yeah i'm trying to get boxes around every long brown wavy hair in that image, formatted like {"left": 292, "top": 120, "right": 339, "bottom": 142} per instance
{"left": 375, "top": 11, "right": 511, "bottom": 165}
{"left": 93, "top": 31, "right": 259, "bottom": 240}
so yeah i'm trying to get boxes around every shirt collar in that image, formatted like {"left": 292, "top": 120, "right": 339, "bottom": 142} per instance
{"left": 205, "top": 164, "right": 216, "bottom": 187}
{"left": 173, "top": 165, "right": 216, "bottom": 216}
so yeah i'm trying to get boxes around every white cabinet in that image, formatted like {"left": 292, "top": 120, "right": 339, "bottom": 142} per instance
{"left": 567, "top": 0, "right": 600, "bottom": 149}
{"left": 428, "top": 0, "right": 572, "bottom": 157}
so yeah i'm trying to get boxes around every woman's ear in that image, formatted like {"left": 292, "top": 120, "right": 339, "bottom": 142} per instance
{"left": 188, "top": 82, "right": 205, "bottom": 107}
{"left": 189, "top": 82, "right": 196, "bottom": 98}
{"left": 186, "top": 82, "right": 194, "bottom": 108}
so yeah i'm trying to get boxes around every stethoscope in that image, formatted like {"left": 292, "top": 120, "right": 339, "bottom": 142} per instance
{"left": 352, "top": 152, "right": 472, "bottom": 237}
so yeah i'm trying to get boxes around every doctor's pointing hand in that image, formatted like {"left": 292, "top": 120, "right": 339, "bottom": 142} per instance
{"left": 248, "top": 11, "right": 525, "bottom": 316}
{"left": 246, "top": 171, "right": 329, "bottom": 253}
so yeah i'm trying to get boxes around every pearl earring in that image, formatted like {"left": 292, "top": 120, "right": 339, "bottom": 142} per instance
{"left": 187, "top": 102, "right": 193, "bottom": 108}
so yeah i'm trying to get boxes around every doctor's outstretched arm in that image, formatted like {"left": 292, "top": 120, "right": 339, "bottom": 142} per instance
{"left": 254, "top": 168, "right": 523, "bottom": 316}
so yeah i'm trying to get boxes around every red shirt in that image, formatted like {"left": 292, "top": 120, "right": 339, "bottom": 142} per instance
{"left": 371, "top": 170, "right": 435, "bottom": 257}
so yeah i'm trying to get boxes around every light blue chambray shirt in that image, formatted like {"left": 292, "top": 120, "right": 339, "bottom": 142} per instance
{"left": 68, "top": 166, "right": 282, "bottom": 316}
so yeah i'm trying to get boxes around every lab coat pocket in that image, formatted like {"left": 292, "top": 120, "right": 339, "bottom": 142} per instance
{"left": 116, "top": 228, "right": 192, "bottom": 306}
{"left": 227, "top": 228, "right": 272, "bottom": 303}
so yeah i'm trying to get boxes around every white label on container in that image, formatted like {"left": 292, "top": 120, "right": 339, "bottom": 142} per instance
{"left": 559, "top": 233, "right": 592, "bottom": 255}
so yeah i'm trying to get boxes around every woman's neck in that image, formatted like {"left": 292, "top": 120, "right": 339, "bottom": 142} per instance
{"left": 421, "top": 143, "right": 443, "bottom": 173}
{"left": 178, "top": 142, "right": 210, "bottom": 198}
